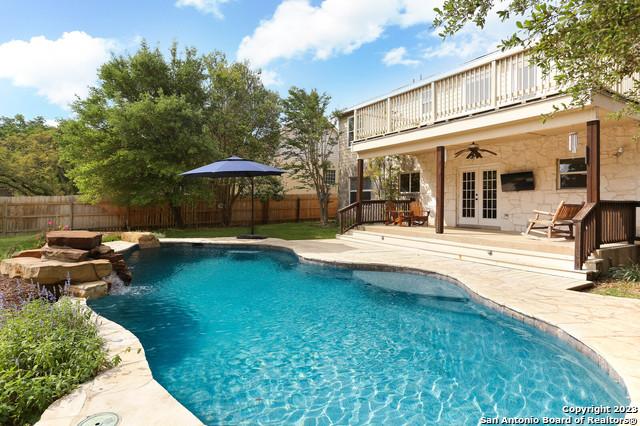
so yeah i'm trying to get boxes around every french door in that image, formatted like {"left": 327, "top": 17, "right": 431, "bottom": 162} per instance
{"left": 458, "top": 167, "right": 499, "bottom": 227}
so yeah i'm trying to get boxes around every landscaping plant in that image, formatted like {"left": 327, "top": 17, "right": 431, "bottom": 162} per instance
{"left": 609, "top": 263, "right": 640, "bottom": 283}
{"left": 0, "top": 298, "right": 115, "bottom": 425}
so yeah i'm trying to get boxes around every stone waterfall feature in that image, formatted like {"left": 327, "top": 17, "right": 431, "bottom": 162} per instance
{"left": 0, "top": 231, "right": 133, "bottom": 300}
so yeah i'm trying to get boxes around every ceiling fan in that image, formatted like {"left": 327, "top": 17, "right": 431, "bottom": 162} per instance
{"left": 454, "top": 142, "right": 497, "bottom": 160}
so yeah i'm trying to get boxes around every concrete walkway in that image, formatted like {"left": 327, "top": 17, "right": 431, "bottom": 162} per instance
{"left": 163, "top": 237, "right": 640, "bottom": 415}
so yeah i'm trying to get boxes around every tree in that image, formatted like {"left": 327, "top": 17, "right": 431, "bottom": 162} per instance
{"left": 434, "top": 0, "right": 640, "bottom": 115}
{"left": 281, "top": 88, "right": 338, "bottom": 225}
{"left": 202, "top": 54, "right": 281, "bottom": 225}
{"left": 367, "top": 156, "right": 403, "bottom": 200}
{"left": 0, "top": 115, "right": 74, "bottom": 196}
{"left": 58, "top": 42, "right": 214, "bottom": 226}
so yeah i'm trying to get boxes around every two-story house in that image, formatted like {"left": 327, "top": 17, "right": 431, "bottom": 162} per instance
{"left": 337, "top": 47, "right": 639, "bottom": 276}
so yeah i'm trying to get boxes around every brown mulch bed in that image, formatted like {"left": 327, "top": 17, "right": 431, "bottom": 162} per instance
{"left": 0, "top": 275, "right": 42, "bottom": 310}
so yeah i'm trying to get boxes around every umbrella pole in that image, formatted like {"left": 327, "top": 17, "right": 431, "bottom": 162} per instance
{"left": 250, "top": 176, "right": 255, "bottom": 235}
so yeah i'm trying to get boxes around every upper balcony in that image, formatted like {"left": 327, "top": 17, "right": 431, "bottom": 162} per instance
{"left": 345, "top": 48, "right": 635, "bottom": 146}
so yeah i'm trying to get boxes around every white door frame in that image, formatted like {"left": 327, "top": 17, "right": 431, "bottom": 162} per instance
{"left": 457, "top": 163, "right": 501, "bottom": 228}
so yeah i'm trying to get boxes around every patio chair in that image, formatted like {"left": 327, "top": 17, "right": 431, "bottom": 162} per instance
{"left": 400, "top": 200, "right": 430, "bottom": 227}
{"left": 385, "top": 200, "right": 405, "bottom": 225}
{"left": 524, "top": 200, "right": 584, "bottom": 238}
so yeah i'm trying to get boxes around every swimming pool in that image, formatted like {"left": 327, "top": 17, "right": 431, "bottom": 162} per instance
{"left": 89, "top": 245, "right": 628, "bottom": 425}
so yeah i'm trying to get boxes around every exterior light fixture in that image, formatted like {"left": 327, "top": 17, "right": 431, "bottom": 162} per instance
{"left": 568, "top": 132, "right": 578, "bottom": 153}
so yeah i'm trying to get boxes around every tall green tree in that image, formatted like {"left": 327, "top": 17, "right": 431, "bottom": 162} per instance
{"left": 58, "top": 42, "right": 213, "bottom": 226}
{"left": 203, "top": 53, "right": 281, "bottom": 225}
{"left": 281, "top": 88, "right": 337, "bottom": 225}
{"left": 434, "top": 0, "right": 640, "bottom": 114}
{"left": 0, "top": 115, "right": 74, "bottom": 196}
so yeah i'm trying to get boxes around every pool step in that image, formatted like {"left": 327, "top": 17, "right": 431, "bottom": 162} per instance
{"left": 337, "top": 229, "right": 589, "bottom": 281}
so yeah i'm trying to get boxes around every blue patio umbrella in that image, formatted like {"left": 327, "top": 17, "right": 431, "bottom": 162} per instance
{"left": 181, "top": 156, "right": 284, "bottom": 238}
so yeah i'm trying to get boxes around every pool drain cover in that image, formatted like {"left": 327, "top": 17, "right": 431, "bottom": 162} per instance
{"left": 77, "top": 412, "right": 119, "bottom": 426}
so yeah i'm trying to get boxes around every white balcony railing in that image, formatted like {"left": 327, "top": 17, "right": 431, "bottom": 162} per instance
{"left": 353, "top": 50, "right": 561, "bottom": 142}
{"left": 352, "top": 49, "right": 638, "bottom": 143}
{"left": 354, "top": 49, "right": 634, "bottom": 142}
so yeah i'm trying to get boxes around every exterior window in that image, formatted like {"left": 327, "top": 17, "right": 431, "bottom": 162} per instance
{"left": 347, "top": 116, "right": 354, "bottom": 145}
{"left": 558, "top": 158, "right": 587, "bottom": 189}
{"left": 324, "top": 169, "right": 336, "bottom": 185}
{"left": 349, "top": 176, "right": 372, "bottom": 204}
{"left": 400, "top": 172, "right": 420, "bottom": 193}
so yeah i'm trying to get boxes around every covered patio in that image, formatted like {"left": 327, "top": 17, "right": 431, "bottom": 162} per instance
{"left": 339, "top": 110, "right": 640, "bottom": 271}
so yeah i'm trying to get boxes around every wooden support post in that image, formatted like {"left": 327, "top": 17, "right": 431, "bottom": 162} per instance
{"left": 587, "top": 120, "right": 601, "bottom": 247}
{"left": 436, "top": 147, "right": 445, "bottom": 234}
{"left": 295, "top": 197, "right": 301, "bottom": 222}
{"left": 586, "top": 120, "right": 600, "bottom": 203}
{"left": 356, "top": 158, "right": 364, "bottom": 225}
{"left": 629, "top": 206, "right": 637, "bottom": 245}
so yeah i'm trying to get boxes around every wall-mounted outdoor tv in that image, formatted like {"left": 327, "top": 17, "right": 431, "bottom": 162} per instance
{"left": 500, "top": 171, "right": 535, "bottom": 192}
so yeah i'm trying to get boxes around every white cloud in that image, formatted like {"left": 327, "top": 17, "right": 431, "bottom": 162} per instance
{"left": 175, "top": 0, "right": 230, "bottom": 19}
{"left": 422, "top": 6, "right": 517, "bottom": 60}
{"left": 237, "top": 0, "right": 518, "bottom": 69}
{"left": 237, "top": 0, "right": 444, "bottom": 68}
{"left": 383, "top": 47, "right": 419, "bottom": 66}
{"left": 423, "top": 33, "right": 493, "bottom": 59}
{"left": 44, "top": 119, "right": 59, "bottom": 127}
{"left": 0, "top": 31, "right": 116, "bottom": 109}
{"left": 396, "top": 0, "right": 441, "bottom": 28}
{"left": 259, "top": 69, "right": 282, "bottom": 86}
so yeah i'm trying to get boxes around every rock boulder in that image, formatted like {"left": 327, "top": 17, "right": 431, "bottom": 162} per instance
{"left": 11, "top": 248, "right": 42, "bottom": 259}
{"left": 0, "top": 257, "right": 112, "bottom": 285}
{"left": 68, "top": 281, "right": 109, "bottom": 300}
{"left": 42, "top": 245, "right": 90, "bottom": 262}
{"left": 121, "top": 232, "right": 160, "bottom": 249}
{"left": 46, "top": 230, "right": 102, "bottom": 250}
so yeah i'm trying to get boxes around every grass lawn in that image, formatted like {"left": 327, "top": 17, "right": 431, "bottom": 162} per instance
{"left": 0, "top": 233, "right": 41, "bottom": 259}
{"left": 588, "top": 278, "right": 640, "bottom": 299}
{"left": 161, "top": 221, "right": 338, "bottom": 240}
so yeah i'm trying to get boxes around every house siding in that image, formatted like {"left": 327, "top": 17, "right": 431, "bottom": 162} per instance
{"left": 413, "top": 119, "right": 640, "bottom": 232}
{"left": 338, "top": 115, "right": 360, "bottom": 208}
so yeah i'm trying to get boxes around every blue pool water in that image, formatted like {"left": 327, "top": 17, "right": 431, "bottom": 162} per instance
{"left": 89, "top": 246, "right": 628, "bottom": 425}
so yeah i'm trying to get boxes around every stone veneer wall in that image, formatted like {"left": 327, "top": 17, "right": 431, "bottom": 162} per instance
{"left": 413, "top": 119, "right": 640, "bottom": 232}
{"left": 337, "top": 116, "right": 359, "bottom": 208}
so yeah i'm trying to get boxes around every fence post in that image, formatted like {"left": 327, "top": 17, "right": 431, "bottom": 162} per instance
{"left": 126, "top": 206, "right": 131, "bottom": 231}
{"left": 262, "top": 199, "right": 270, "bottom": 224}
{"left": 2, "top": 201, "right": 7, "bottom": 235}
{"left": 70, "top": 201, "right": 75, "bottom": 230}
{"left": 295, "top": 197, "right": 301, "bottom": 222}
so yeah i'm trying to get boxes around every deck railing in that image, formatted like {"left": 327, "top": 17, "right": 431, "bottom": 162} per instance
{"left": 338, "top": 200, "right": 412, "bottom": 234}
{"left": 351, "top": 49, "right": 636, "bottom": 143}
{"left": 573, "top": 200, "right": 639, "bottom": 269}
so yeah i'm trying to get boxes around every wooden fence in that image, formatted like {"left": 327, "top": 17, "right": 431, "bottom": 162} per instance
{"left": 0, "top": 194, "right": 337, "bottom": 234}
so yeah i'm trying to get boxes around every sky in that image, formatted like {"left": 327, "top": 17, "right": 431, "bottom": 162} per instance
{"left": 0, "top": 0, "right": 518, "bottom": 122}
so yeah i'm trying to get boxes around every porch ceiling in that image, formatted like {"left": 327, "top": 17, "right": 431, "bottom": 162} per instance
{"left": 352, "top": 95, "right": 631, "bottom": 159}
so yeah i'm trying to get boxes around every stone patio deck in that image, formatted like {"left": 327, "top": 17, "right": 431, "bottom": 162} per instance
{"left": 37, "top": 237, "right": 640, "bottom": 424}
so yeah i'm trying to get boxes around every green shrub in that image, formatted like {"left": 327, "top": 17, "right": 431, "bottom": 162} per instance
{"left": 610, "top": 263, "right": 640, "bottom": 282}
{"left": 0, "top": 298, "right": 114, "bottom": 425}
